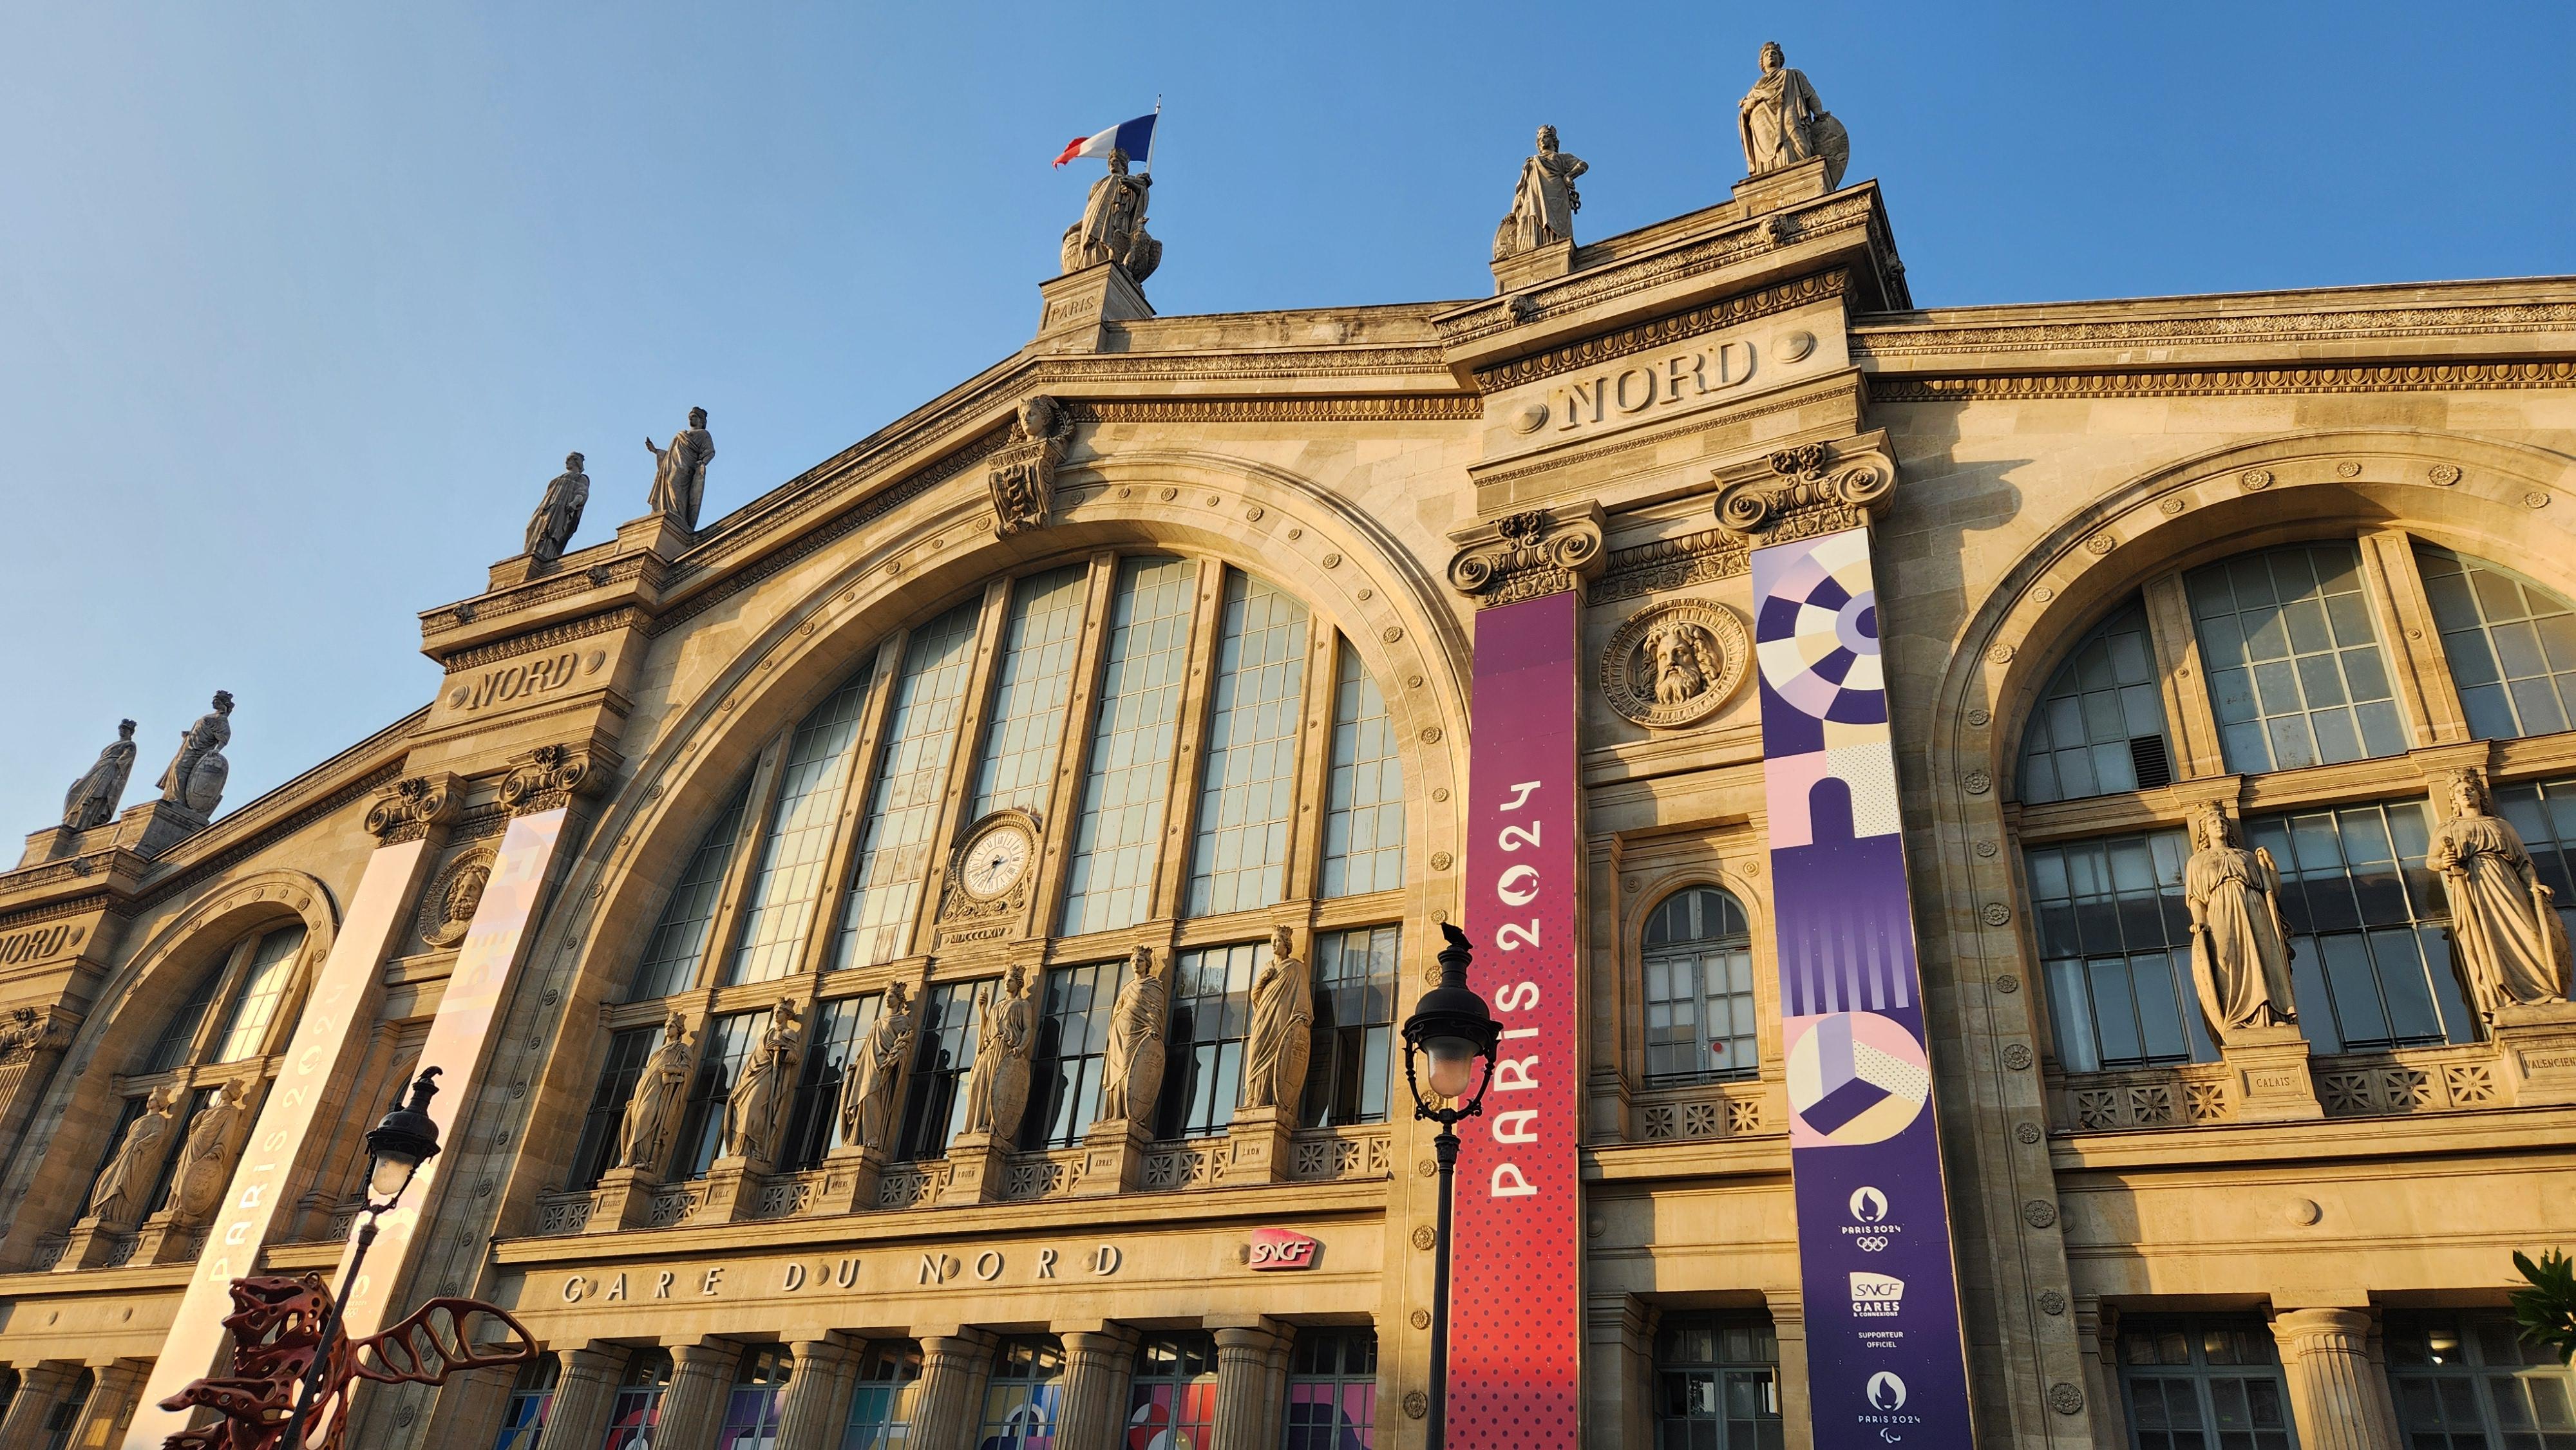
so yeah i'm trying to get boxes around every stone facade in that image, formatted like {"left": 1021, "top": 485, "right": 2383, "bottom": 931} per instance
{"left": 1, "top": 146, "right": 2573, "bottom": 1450}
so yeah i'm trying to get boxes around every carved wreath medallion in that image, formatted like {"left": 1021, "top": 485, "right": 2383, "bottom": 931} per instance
{"left": 1598, "top": 599, "right": 1751, "bottom": 729}
{"left": 417, "top": 844, "right": 497, "bottom": 950}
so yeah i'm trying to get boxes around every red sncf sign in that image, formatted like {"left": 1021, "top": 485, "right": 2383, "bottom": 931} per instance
{"left": 1245, "top": 1229, "right": 1320, "bottom": 1271}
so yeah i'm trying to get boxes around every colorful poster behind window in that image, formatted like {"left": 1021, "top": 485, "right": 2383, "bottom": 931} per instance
{"left": 1752, "top": 527, "right": 1974, "bottom": 1450}
{"left": 1453, "top": 588, "right": 1580, "bottom": 1445}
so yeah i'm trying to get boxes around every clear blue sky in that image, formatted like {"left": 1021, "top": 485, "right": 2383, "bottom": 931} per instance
{"left": 4, "top": 2, "right": 2571, "bottom": 838}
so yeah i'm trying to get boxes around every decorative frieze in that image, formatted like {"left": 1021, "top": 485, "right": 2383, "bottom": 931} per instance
{"left": 1872, "top": 360, "right": 2576, "bottom": 404}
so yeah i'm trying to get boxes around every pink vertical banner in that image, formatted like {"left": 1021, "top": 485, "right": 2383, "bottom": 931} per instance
{"left": 1452, "top": 588, "right": 1581, "bottom": 1445}
{"left": 335, "top": 807, "right": 565, "bottom": 1341}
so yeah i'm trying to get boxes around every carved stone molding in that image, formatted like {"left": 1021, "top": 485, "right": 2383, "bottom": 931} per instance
{"left": 1061, "top": 396, "right": 1479, "bottom": 424}
{"left": 1853, "top": 298, "right": 2576, "bottom": 359}
{"left": 497, "top": 744, "right": 612, "bottom": 816}
{"left": 1598, "top": 599, "right": 1752, "bottom": 729}
{"left": 363, "top": 773, "right": 463, "bottom": 845}
{"left": 1594, "top": 529, "right": 1752, "bottom": 603}
{"left": 987, "top": 396, "right": 1075, "bottom": 540}
{"left": 415, "top": 845, "right": 497, "bottom": 950}
{"left": 1873, "top": 360, "right": 2576, "bottom": 404}
{"left": 1472, "top": 270, "right": 1850, "bottom": 392}
{"left": 1713, "top": 440, "right": 1896, "bottom": 541}
{"left": 0, "top": 1005, "right": 73, "bottom": 1065}
{"left": 1446, "top": 504, "right": 1607, "bottom": 608}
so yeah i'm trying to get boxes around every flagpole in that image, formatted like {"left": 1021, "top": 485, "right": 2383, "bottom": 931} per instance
{"left": 1145, "top": 96, "right": 1161, "bottom": 174}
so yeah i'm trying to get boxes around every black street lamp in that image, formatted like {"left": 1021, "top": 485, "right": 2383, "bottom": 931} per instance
{"left": 1401, "top": 923, "right": 1502, "bottom": 1449}
{"left": 282, "top": 1066, "right": 445, "bottom": 1449}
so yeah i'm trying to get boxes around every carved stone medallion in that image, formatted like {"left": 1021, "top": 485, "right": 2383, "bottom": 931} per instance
{"left": 1598, "top": 599, "right": 1751, "bottom": 729}
{"left": 417, "top": 845, "right": 497, "bottom": 949}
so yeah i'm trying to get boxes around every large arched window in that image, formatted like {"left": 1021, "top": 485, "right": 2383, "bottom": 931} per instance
{"left": 1640, "top": 887, "right": 1758, "bottom": 1086}
{"left": 2016, "top": 532, "right": 2576, "bottom": 1090}
{"left": 578, "top": 551, "right": 1411, "bottom": 1189}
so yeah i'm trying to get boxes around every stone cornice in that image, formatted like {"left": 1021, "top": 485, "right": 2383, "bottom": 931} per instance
{"left": 1063, "top": 396, "right": 1479, "bottom": 424}
{"left": 1853, "top": 280, "right": 2576, "bottom": 362}
{"left": 1872, "top": 360, "right": 2576, "bottom": 404}
{"left": 439, "top": 608, "right": 646, "bottom": 675}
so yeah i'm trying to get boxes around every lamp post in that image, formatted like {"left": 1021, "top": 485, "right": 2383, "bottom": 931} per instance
{"left": 1401, "top": 923, "right": 1502, "bottom": 1450}
{"left": 281, "top": 1066, "right": 445, "bottom": 1449}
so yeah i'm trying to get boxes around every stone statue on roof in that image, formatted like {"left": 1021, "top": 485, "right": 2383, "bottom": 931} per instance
{"left": 1494, "top": 126, "right": 1587, "bottom": 260}
{"left": 1738, "top": 41, "right": 1849, "bottom": 189}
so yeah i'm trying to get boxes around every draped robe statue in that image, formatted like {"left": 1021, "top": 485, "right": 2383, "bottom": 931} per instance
{"left": 62, "top": 719, "right": 138, "bottom": 829}
{"left": 840, "top": 981, "right": 916, "bottom": 1153}
{"left": 524, "top": 452, "right": 590, "bottom": 565}
{"left": 2430, "top": 772, "right": 2575, "bottom": 1013}
{"left": 1493, "top": 126, "right": 1587, "bottom": 260}
{"left": 1095, "top": 946, "right": 1169, "bottom": 1124}
{"left": 723, "top": 999, "right": 801, "bottom": 1163}
{"left": 169, "top": 1078, "right": 250, "bottom": 1225}
{"left": 961, "top": 966, "right": 1034, "bottom": 1141}
{"left": 618, "top": 1013, "right": 694, "bottom": 1171}
{"left": 1243, "top": 927, "right": 1314, "bottom": 1116}
{"left": 158, "top": 691, "right": 234, "bottom": 816}
{"left": 89, "top": 1086, "right": 178, "bottom": 1227}
{"left": 1060, "top": 149, "right": 1160, "bottom": 283}
{"left": 2183, "top": 805, "right": 2301, "bottom": 1039}
{"left": 1738, "top": 41, "right": 1849, "bottom": 189}
{"left": 645, "top": 408, "right": 714, "bottom": 532}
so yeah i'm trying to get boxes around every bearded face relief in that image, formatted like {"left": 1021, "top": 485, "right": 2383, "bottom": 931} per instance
{"left": 1602, "top": 599, "right": 1752, "bottom": 728}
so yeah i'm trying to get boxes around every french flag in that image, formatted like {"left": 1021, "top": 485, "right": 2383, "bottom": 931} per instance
{"left": 1053, "top": 110, "right": 1157, "bottom": 168}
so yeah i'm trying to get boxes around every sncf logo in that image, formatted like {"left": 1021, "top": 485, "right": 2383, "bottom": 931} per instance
{"left": 1849, "top": 1272, "right": 1904, "bottom": 1317}
{"left": 1245, "top": 1228, "right": 1321, "bottom": 1270}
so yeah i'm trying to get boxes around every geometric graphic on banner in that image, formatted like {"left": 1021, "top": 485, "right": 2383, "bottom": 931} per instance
{"left": 1785, "top": 1012, "right": 1931, "bottom": 1146}
{"left": 1754, "top": 525, "right": 1976, "bottom": 1450}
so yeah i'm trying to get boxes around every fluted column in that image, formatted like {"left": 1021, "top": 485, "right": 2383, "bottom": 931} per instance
{"left": 775, "top": 1338, "right": 859, "bottom": 1450}
{"left": 0, "top": 1362, "right": 81, "bottom": 1450}
{"left": 2271, "top": 1308, "right": 2403, "bottom": 1450}
{"left": 913, "top": 1331, "right": 998, "bottom": 1450}
{"left": 1212, "top": 1324, "right": 1287, "bottom": 1450}
{"left": 1057, "top": 1326, "right": 1142, "bottom": 1450}
{"left": 70, "top": 1359, "right": 148, "bottom": 1449}
{"left": 534, "top": 1344, "right": 627, "bottom": 1450}
{"left": 657, "top": 1340, "right": 741, "bottom": 1450}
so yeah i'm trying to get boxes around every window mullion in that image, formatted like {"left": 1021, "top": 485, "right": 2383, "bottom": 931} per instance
{"left": 907, "top": 579, "right": 1019, "bottom": 958}
{"left": 792, "top": 636, "right": 909, "bottom": 979}
{"left": 2141, "top": 573, "right": 2231, "bottom": 782}
{"left": 1146, "top": 560, "right": 1229, "bottom": 924}
{"left": 1027, "top": 552, "right": 1124, "bottom": 937}
{"left": 692, "top": 733, "right": 794, "bottom": 995}
{"left": 2360, "top": 528, "right": 2472, "bottom": 745}
{"left": 1280, "top": 625, "right": 1341, "bottom": 907}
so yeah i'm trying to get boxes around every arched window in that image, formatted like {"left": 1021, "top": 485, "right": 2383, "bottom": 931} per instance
{"left": 2184, "top": 541, "right": 2404, "bottom": 773}
{"left": 1641, "top": 887, "right": 1757, "bottom": 1086}
{"left": 582, "top": 552, "right": 1412, "bottom": 1187}
{"left": 2416, "top": 544, "right": 2576, "bottom": 740}
{"left": 2018, "top": 597, "right": 2172, "bottom": 804}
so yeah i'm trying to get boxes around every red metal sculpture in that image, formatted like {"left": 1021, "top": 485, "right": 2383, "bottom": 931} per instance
{"left": 158, "top": 1273, "right": 538, "bottom": 1450}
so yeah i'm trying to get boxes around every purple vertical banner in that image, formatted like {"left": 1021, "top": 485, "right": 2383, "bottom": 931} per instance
{"left": 1453, "top": 588, "right": 1582, "bottom": 1447}
{"left": 1751, "top": 527, "right": 1974, "bottom": 1450}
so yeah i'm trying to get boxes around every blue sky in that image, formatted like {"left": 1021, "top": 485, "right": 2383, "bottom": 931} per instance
{"left": 3, "top": 2, "right": 2570, "bottom": 836}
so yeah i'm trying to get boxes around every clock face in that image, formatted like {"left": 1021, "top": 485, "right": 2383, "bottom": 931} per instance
{"left": 960, "top": 821, "right": 1035, "bottom": 901}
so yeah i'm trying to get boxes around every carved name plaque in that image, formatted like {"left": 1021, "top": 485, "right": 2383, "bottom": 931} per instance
{"left": 1531, "top": 339, "right": 1757, "bottom": 436}
{"left": 0, "top": 923, "right": 80, "bottom": 965}
{"left": 445, "top": 650, "right": 599, "bottom": 714}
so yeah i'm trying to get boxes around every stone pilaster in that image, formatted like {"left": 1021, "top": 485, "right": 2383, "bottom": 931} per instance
{"left": 2076, "top": 1301, "right": 2127, "bottom": 1450}
{"left": 656, "top": 1341, "right": 741, "bottom": 1450}
{"left": 69, "top": 1359, "right": 148, "bottom": 1450}
{"left": 0, "top": 1361, "right": 79, "bottom": 1450}
{"left": 1770, "top": 1292, "right": 1814, "bottom": 1450}
{"left": 2271, "top": 1308, "right": 2403, "bottom": 1450}
{"left": 775, "top": 1337, "right": 858, "bottom": 1450}
{"left": 415, "top": 1363, "right": 516, "bottom": 1450}
{"left": 1211, "top": 1322, "right": 1287, "bottom": 1450}
{"left": 1057, "top": 1326, "right": 1142, "bottom": 1449}
{"left": 912, "top": 1330, "right": 998, "bottom": 1450}
{"left": 1584, "top": 1293, "right": 1656, "bottom": 1450}
{"left": 533, "top": 1345, "right": 627, "bottom": 1450}
{"left": 2224, "top": 1025, "right": 2325, "bottom": 1122}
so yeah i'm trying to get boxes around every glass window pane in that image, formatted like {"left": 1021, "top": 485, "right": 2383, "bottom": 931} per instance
{"left": 970, "top": 565, "right": 1090, "bottom": 819}
{"left": 833, "top": 602, "right": 983, "bottom": 970}
{"left": 1061, "top": 557, "right": 1198, "bottom": 936}
{"left": 630, "top": 782, "right": 753, "bottom": 1000}
{"left": 725, "top": 672, "right": 873, "bottom": 985}
{"left": 1323, "top": 643, "right": 1407, "bottom": 898}
{"left": 2019, "top": 598, "right": 2173, "bottom": 804}
{"left": 2419, "top": 544, "right": 2576, "bottom": 743}
{"left": 212, "top": 927, "right": 307, "bottom": 1062}
{"left": 2188, "top": 543, "right": 2404, "bottom": 775}
{"left": 1188, "top": 572, "right": 1310, "bottom": 918}
{"left": 2025, "top": 831, "right": 2201, "bottom": 1071}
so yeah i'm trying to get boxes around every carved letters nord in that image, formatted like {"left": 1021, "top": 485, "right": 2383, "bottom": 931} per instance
{"left": 1537, "top": 339, "right": 1756, "bottom": 435}
{"left": 447, "top": 650, "right": 586, "bottom": 713}
{"left": 0, "top": 924, "right": 79, "bottom": 966}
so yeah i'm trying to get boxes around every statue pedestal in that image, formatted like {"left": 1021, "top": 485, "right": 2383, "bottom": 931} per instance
{"left": 18, "top": 825, "right": 78, "bottom": 869}
{"left": 1222, "top": 1105, "right": 1298, "bottom": 1186}
{"left": 1033, "top": 262, "right": 1154, "bottom": 355}
{"left": 1490, "top": 238, "right": 1575, "bottom": 296}
{"left": 1074, "top": 1118, "right": 1152, "bottom": 1198}
{"left": 111, "top": 800, "right": 209, "bottom": 858}
{"left": 942, "top": 1132, "right": 1011, "bottom": 1206}
{"left": 699, "top": 1154, "right": 770, "bottom": 1223}
{"left": 130, "top": 1211, "right": 202, "bottom": 1266}
{"left": 2491, "top": 1002, "right": 2576, "bottom": 1106}
{"left": 55, "top": 1216, "right": 133, "bottom": 1272}
{"left": 615, "top": 512, "right": 694, "bottom": 561}
{"left": 814, "top": 1145, "right": 887, "bottom": 1214}
{"left": 1731, "top": 154, "right": 1833, "bottom": 216}
{"left": 2221, "top": 1026, "right": 2324, "bottom": 1122}
{"left": 591, "top": 1165, "right": 665, "bottom": 1231}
